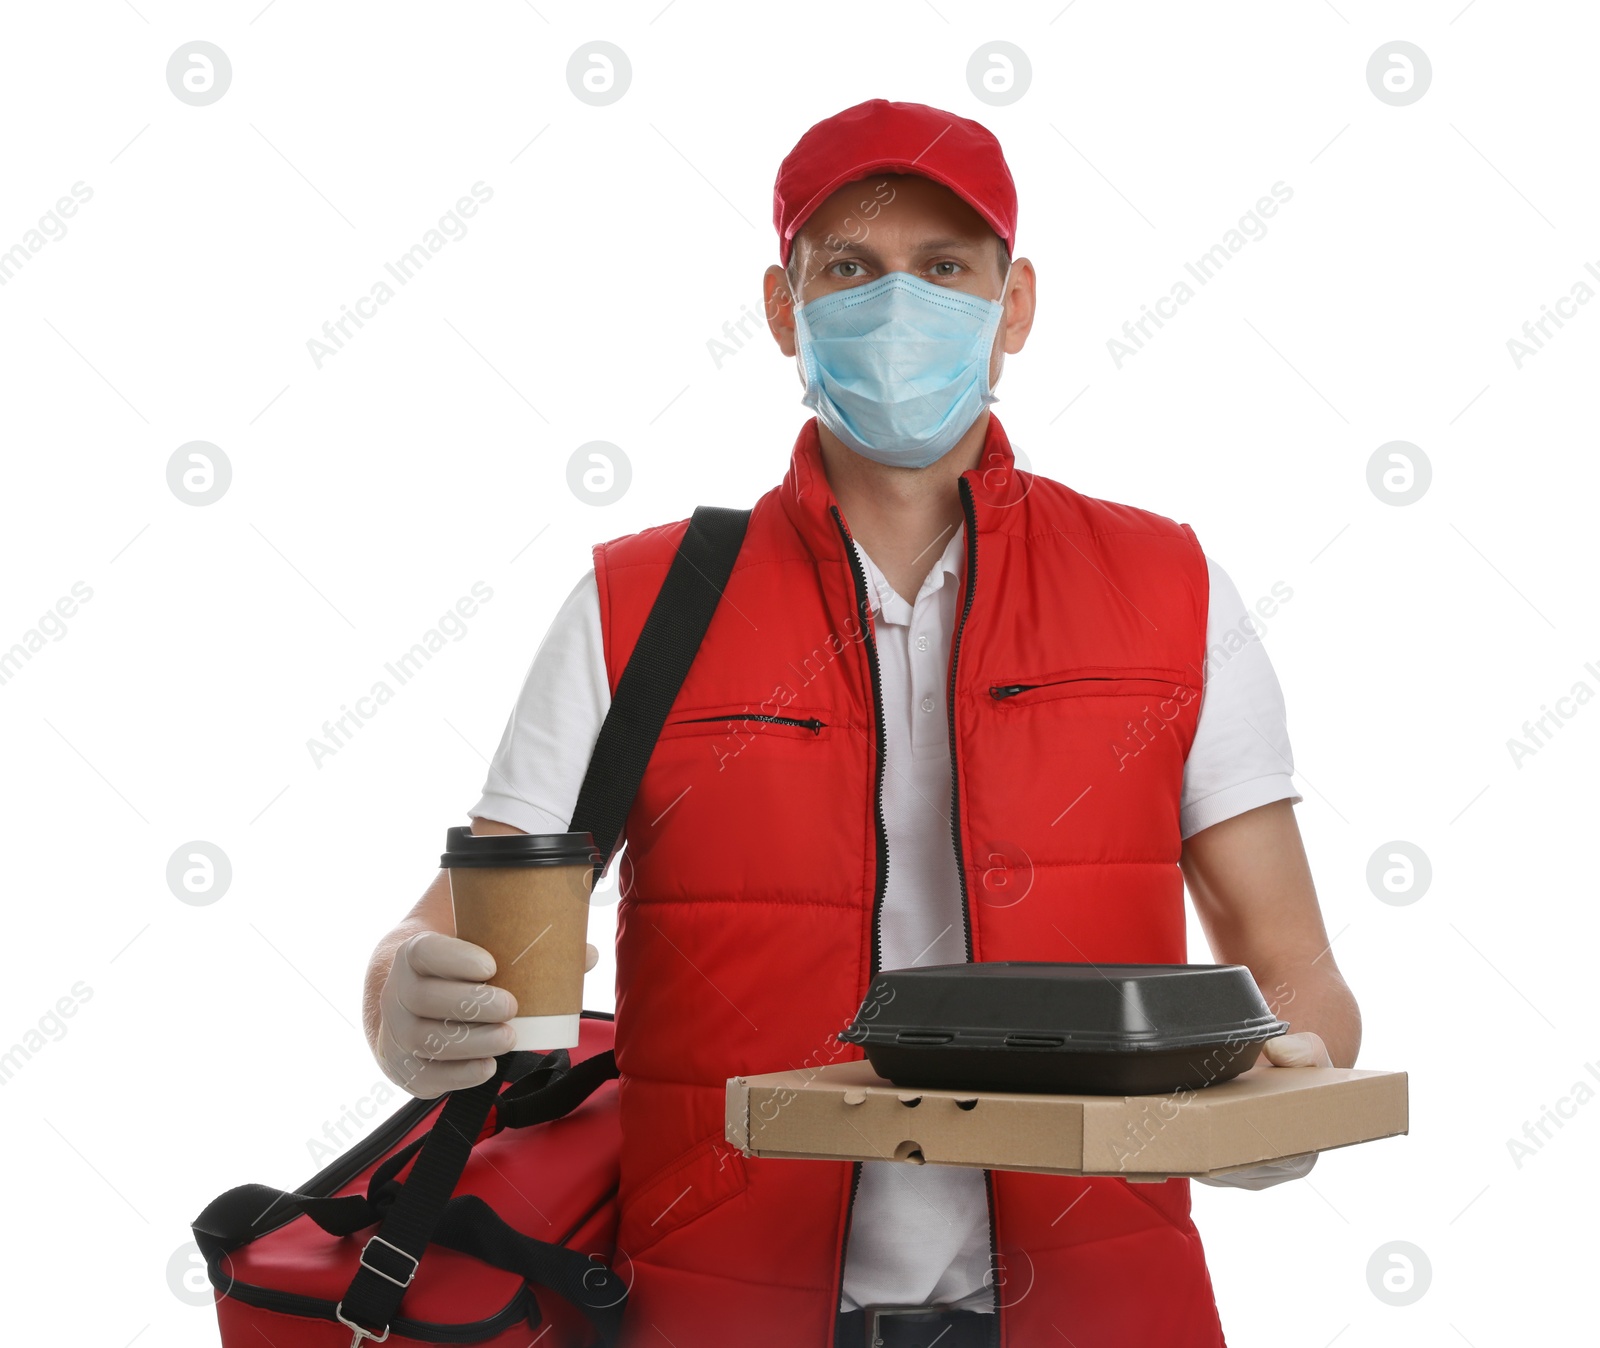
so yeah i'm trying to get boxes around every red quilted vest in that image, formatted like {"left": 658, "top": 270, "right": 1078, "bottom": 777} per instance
{"left": 592, "top": 413, "right": 1224, "bottom": 1346}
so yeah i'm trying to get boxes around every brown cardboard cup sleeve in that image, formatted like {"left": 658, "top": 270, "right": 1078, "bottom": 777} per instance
{"left": 441, "top": 826, "right": 600, "bottom": 1051}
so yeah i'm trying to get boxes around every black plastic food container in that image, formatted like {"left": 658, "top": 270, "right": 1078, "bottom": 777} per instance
{"left": 839, "top": 962, "right": 1290, "bottom": 1095}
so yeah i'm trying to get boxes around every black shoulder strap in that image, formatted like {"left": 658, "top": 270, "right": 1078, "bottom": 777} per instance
{"left": 569, "top": 504, "right": 752, "bottom": 872}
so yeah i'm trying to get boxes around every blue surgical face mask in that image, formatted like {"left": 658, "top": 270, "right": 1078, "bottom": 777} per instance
{"left": 792, "top": 266, "right": 1011, "bottom": 469}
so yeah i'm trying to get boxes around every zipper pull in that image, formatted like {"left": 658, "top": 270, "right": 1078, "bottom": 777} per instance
{"left": 990, "top": 684, "right": 1032, "bottom": 700}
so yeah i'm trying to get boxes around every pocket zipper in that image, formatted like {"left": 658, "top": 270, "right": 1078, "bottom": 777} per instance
{"left": 671, "top": 713, "right": 825, "bottom": 734}
{"left": 989, "top": 676, "right": 1184, "bottom": 700}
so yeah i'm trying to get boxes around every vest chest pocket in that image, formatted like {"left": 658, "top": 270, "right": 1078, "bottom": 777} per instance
{"left": 986, "top": 668, "right": 1196, "bottom": 709}
{"left": 618, "top": 1131, "right": 749, "bottom": 1258}
{"left": 663, "top": 708, "right": 829, "bottom": 738}
{"left": 978, "top": 667, "right": 1201, "bottom": 786}
{"left": 657, "top": 705, "right": 836, "bottom": 762}
{"left": 632, "top": 703, "right": 859, "bottom": 890}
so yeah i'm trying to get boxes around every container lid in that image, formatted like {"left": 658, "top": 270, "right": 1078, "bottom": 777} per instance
{"left": 840, "top": 961, "right": 1289, "bottom": 1054}
{"left": 440, "top": 826, "right": 600, "bottom": 869}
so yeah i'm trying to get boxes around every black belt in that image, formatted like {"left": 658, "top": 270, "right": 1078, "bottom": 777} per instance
{"left": 835, "top": 1304, "right": 997, "bottom": 1347}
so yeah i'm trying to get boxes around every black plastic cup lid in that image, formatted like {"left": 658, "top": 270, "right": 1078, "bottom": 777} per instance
{"left": 440, "top": 826, "right": 600, "bottom": 869}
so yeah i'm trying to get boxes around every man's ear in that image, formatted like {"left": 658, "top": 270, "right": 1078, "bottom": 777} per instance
{"left": 763, "top": 264, "right": 798, "bottom": 358}
{"left": 1000, "top": 257, "right": 1037, "bottom": 356}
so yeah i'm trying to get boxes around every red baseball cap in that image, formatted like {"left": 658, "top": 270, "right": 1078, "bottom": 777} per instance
{"left": 773, "top": 98, "right": 1017, "bottom": 267}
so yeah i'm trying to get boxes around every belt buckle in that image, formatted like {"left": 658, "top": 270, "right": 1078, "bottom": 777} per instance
{"left": 863, "top": 1303, "right": 945, "bottom": 1347}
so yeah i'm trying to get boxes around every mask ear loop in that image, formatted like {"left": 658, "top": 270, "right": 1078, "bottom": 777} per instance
{"left": 993, "top": 257, "right": 1015, "bottom": 307}
{"left": 788, "top": 248, "right": 813, "bottom": 312}
{"left": 787, "top": 255, "right": 818, "bottom": 397}
{"left": 982, "top": 258, "right": 1016, "bottom": 401}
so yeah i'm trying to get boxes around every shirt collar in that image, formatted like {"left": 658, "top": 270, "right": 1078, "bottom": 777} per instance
{"left": 852, "top": 521, "right": 966, "bottom": 617}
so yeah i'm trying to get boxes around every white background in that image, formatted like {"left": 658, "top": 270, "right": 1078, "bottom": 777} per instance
{"left": 1, "top": 2, "right": 1594, "bottom": 1342}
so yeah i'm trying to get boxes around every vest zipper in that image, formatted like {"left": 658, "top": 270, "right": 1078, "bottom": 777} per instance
{"left": 829, "top": 506, "right": 891, "bottom": 976}
{"left": 948, "top": 477, "right": 978, "bottom": 965}
{"left": 948, "top": 476, "right": 1002, "bottom": 1328}
{"left": 670, "top": 713, "right": 825, "bottom": 733}
{"left": 829, "top": 503, "right": 891, "bottom": 1326}
{"left": 836, "top": 1157, "right": 864, "bottom": 1321}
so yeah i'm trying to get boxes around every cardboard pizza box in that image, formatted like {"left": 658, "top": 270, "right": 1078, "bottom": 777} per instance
{"left": 725, "top": 1059, "right": 1408, "bottom": 1182}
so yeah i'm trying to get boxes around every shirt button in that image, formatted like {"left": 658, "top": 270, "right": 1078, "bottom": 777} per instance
{"left": 916, "top": 635, "right": 929, "bottom": 651}
{"left": 920, "top": 695, "right": 935, "bottom": 713}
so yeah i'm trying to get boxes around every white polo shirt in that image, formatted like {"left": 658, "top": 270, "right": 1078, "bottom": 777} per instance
{"left": 467, "top": 523, "right": 1303, "bottom": 1314}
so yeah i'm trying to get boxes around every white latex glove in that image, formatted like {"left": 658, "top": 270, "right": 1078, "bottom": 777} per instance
{"left": 1194, "top": 1151, "right": 1319, "bottom": 1189}
{"left": 1257, "top": 1030, "right": 1335, "bottom": 1069}
{"left": 376, "top": 931, "right": 599, "bottom": 1099}
{"left": 1195, "top": 1031, "right": 1330, "bottom": 1190}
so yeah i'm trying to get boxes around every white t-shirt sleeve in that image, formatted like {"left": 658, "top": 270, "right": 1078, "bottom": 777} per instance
{"left": 466, "top": 566, "right": 612, "bottom": 836}
{"left": 1179, "top": 556, "right": 1303, "bottom": 839}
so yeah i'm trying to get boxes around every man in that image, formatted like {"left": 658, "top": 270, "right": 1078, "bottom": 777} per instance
{"left": 363, "top": 99, "right": 1360, "bottom": 1347}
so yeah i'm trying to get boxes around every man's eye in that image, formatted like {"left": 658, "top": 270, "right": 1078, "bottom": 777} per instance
{"left": 831, "top": 260, "right": 865, "bottom": 278}
{"left": 930, "top": 261, "right": 962, "bottom": 278}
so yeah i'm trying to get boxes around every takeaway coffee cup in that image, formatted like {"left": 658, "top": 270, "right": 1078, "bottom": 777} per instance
{"left": 441, "top": 826, "right": 600, "bottom": 1051}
